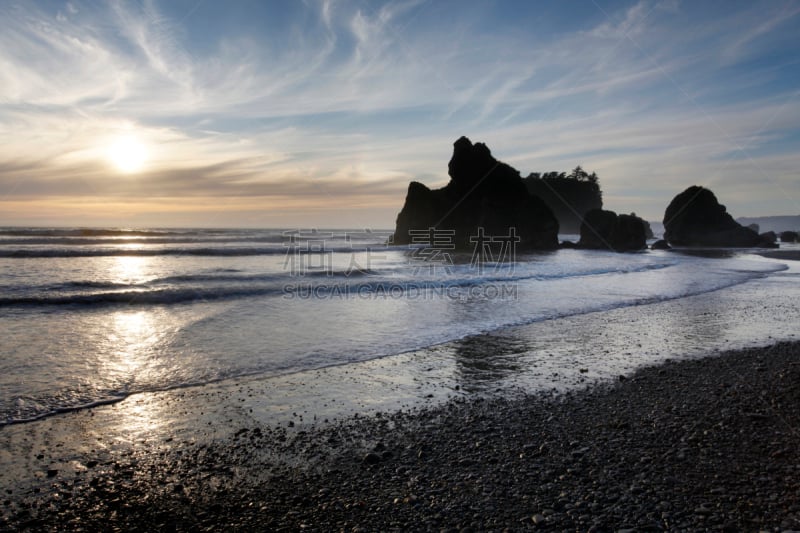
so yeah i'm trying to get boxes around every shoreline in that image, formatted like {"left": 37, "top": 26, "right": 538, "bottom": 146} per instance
{"left": 2, "top": 340, "right": 799, "bottom": 531}
{"left": 2, "top": 247, "right": 797, "bottom": 431}
{"left": 756, "top": 249, "right": 800, "bottom": 262}
{"left": 5, "top": 250, "right": 799, "bottom": 434}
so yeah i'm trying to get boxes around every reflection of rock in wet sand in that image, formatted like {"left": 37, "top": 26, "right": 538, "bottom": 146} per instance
{"left": 452, "top": 333, "right": 528, "bottom": 391}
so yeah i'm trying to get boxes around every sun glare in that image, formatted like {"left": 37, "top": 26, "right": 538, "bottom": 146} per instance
{"left": 107, "top": 135, "right": 149, "bottom": 173}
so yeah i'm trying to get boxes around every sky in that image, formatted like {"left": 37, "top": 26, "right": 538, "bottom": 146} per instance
{"left": 0, "top": 0, "right": 799, "bottom": 229}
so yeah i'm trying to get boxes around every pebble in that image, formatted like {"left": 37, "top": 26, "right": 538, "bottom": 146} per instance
{"left": 3, "top": 341, "right": 800, "bottom": 531}
{"left": 362, "top": 453, "right": 381, "bottom": 465}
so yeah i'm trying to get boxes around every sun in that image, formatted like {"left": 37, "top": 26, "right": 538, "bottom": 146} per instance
{"left": 107, "top": 135, "right": 149, "bottom": 173}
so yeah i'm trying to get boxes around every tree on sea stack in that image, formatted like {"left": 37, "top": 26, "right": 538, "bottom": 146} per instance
{"left": 523, "top": 166, "right": 603, "bottom": 234}
{"left": 392, "top": 137, "right": 559, "bottom": 249}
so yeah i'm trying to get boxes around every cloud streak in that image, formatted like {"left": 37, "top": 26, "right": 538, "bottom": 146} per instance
{"left": 0, "top": 0, "right": 799, "bottom": 227}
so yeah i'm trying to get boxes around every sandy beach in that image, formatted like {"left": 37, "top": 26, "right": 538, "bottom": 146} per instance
{"left": 3, "top": 0, "right": 800, "bottom": 530}
{"left": 2, "top": 339, "right": 799, "bottom": 531}
{"left": 2, "top": 248, "right": 798, "bottom": 532}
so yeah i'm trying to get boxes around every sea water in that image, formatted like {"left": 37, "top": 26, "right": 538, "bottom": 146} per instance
{"left": 1, "top": 227, "right": 798, "bottom": 425}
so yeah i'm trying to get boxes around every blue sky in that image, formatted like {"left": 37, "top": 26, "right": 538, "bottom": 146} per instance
{"left": 0, "top": 0, "right": 798, "bottom": 228}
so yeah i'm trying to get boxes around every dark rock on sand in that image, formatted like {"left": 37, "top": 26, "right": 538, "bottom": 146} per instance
{"left": 651, "top": 239, "right": 671, "bottom": 250}
{"left": 393, "top": 137, "right": 559, "bottom": 249}
{"left": 578, "top": 209, "right": 647, "bottom": 251}
{"left": 641, "top": 217, "right": 654, "bottom": 239}
{"left": 759, "top": 231, "right": 778, "bottom": 247}
{"left": 663, "top": 186, "right": 760, "bottom": 247}
{"left": 362, "top": 452, "right": 381, "bottom": 465}
{"left": 578, "top": 209, "right": 617, "bottom": 249}
{"left": 780, "top": 230, "right": 798, "bottom": 243}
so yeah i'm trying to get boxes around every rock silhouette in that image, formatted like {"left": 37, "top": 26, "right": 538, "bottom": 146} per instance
{"left": 737, "top": 215, "right": 800, "bottom": 233}
{"left": 577, "top": 209, "right": 647, "bottom": 251}
{"left": 759, "top": 231, "right": 777, "bottom": 246}
{"left": 393, "top": 137, "right": 559, "bottom": 249}
{"left": 663, "top": 186, "right": 761, "bottom": 247}
{"left": 780, "top": 231, "right": 798, "bottom": 243}
{"left": 524, "top": 167, "right": 603, "bottom": 234}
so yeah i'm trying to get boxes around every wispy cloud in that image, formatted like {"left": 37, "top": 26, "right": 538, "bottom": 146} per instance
{"left": 0, "top": 0, "right": 798, "bottom": 227}
{"left": 720, "top": 1, "right": 800, "bottom": 64}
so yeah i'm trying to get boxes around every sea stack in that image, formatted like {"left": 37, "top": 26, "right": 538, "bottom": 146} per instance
{"left": 663, "top": 186, "right": 763, "bottom": 247}
{"left": 577, "top": 209, "right": 648, "bottom": 252}
{"left": 523, "top": 168, "right": 603, "bottom": 234}
{"left": 393, "top": 137, "right": 559, "bottom": 249}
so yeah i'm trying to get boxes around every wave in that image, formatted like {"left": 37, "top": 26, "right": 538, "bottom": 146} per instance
{"left": 0, "top": 286, "right": 285, "bottom": 306}
{"left": 0, "top": 236, "right": 288, "bottom": 246}
{"left": 3, "top": 395, "right": 128, "bottom": 426}
{"left": 6, "top": 250, "right": 780, "bottom": 311}
{"left": 1, "top": 256, "right": 789, "bottom": 426}
{"left": 1, "top": 267, "right": 780, "bottom": 426}
{"left": 0, "top": 228, "right": 393, "bottom": 245}
{"left": 1, "top": 363, "right": 310, "bottom": 427}
{"left": 0, "top": 244, "right": 391, "bottom": 258}
{"left": 0, "top": 228, "right": 185, "bottom": 237}
{"left": 62, "top": 280, "right": 135, "bottom": 289}
{"left": 0, "top": 246, "right": 288, "bottom": 258}
{"left": 0, "top": 263, "right": 676, "bottom": 307}
{"left": 11, "top": 268, "right": 376, "bottom": 292}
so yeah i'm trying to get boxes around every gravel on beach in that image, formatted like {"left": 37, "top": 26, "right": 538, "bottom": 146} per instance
{"left": 2, "top": 341, "right": 799, "bottom": 532}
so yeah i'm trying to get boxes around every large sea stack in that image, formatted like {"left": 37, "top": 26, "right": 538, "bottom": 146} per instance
{"left": 662, "top": 186, "right": 761, "bottom": 247}
{"left": 393, "top": 137, "right": 559, "bottom": 249}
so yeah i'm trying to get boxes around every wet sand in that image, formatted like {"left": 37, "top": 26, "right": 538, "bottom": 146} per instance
{"left": 2, "top": 340, "right": 799, "bottom": 531}
{"left": 757, "top": 249, "right": 800, "bottom": 262}
{"left": 2, "top": 255, "right": 799, "bottom": 531}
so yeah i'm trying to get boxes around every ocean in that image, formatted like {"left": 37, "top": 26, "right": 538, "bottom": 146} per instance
{"left": 1, "top": 226, "right": 799, "bottom": 426}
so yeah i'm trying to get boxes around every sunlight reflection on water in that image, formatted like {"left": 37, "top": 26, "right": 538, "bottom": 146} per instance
{"left": 109, "top": 310, "right": 156, "bottom": 371}
{"left": 108, "top": 255, "right": 150, "bottom": 284}
{"left": 115, "top": 394, "right": 169, "bottom": 442}
{"left": 106, "top": 310, "right": 169, "bottom": 439}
